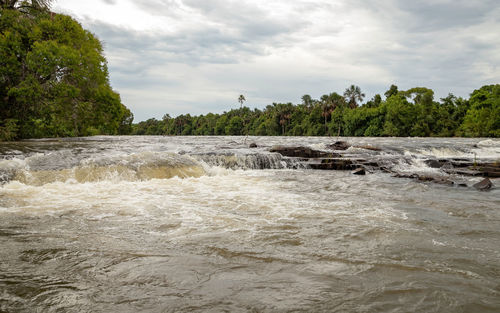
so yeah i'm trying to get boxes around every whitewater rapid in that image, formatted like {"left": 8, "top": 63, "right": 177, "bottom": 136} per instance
{"left": 0, "top": 136, "right": 499, "bottom": 312}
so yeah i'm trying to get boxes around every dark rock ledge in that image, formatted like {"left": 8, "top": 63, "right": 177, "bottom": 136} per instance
{"left": 269, "top": 144, "right": 497, "bottom": 190}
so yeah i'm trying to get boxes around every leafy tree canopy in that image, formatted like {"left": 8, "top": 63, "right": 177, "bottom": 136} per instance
{"left": 0, "top": 4, "right": 133, "bottom": 140}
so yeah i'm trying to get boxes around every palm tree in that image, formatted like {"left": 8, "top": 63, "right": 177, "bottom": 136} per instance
{"left": 320, "top": 94, "right": 333, "bottom": 134}
{"left": 343, "top": 85, "right": 365, "bottom": 109}
{"left": 0, "top": 0, "right": 17, "bottom": 9}
{"left": 275, "top": 103, "right": 292, "bottom": 135}
{"left": 301, "top": 94, "right": 314, "bottom": 112}
{"left": 238, "top": 95, "right": 246, "bottom": 109}
{"left": 1, "top": 0, "right": 53, "bottom": 10}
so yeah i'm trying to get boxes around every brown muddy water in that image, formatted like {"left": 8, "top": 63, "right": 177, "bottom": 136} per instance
{"left": 0, "top": 136, "right": 499, "bottom": 312}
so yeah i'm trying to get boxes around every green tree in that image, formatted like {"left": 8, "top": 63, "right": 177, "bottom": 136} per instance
{"left": 301, "top": 94, "right": 314, "bottom": 111}
{"left": 384, "top": 84, "right": 398, "bottom": 99}
{"left": 226, "top": 116, "right": 243, "bottom": 135}
{"left": 238, "top": 94, "right": 246, "bottom": 109}
{"left": 0, "top": 7, "right": 133, "bottom": 140}
{"left": 382, "top": 94, "right": 415, "bottom": 136}
{"left": 343, "top": 85, "right": 365, "bottom": 109}
{"left": 459, "top": 84, "right": 500, "bottom": 137}
{"left": 364, "top": 94, "right": 381, "bottom": 108}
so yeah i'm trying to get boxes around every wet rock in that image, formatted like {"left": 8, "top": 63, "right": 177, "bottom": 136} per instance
{"left": 354, "top": 145, "right": 382, "bottom": 151}
{"left": 416, "top": 175, "right": 435, "bottom": 182}
{"left": 415, "top": 175, "right": 454, "bottom": 185}
{"left": 456, "top": 183, "right": 468, "bottom": 187}
{"left": 308, "top": 158, "right": 356, "bottom": 170}
{"left": 328, "top": 141, "right": 350, "bottom": 150}
{"left": 424, "top": 160, "right": 454, "bottom": 170}
{"left": 269, "top": 146, "right": 339, "bottom": 158}
{"left": 352, "top": 167, "right": 366, "bottom": 175}
{"left": 478, "top": 165, "right": 500, "bottom": 178}
{"left": 358, "top": 160, "right": 380, "bottom": 167}
{"left": 449, "top": 160, "right": 475, "bottom": 168}
{"left": 249, "top": 143, "right": 258, "bottom": 148}
{"left": 392, "top": 172, "right": 418, "bottom": 179}
{"left": 443, "top": 162, "right": 500, "bottom": 177}
{"left": 473, "top": 178, "right": 493, "bottom": 191}
{"left": 441, "top": 162, "right": 454, "bottom": 170}
{"left": 425, "top": 159, "right": 445, "bottom": 168}
{"left": 393, "top": 173, "right": 456, "bottom": 186}
{"left": 433, "top": 178, "right": 455, "bottom": 186}
{"left": 381, "top": 166, "right": 396, "bottom": 173}
{"left": 443, "top": 168, "right": 483, "bottom": 176}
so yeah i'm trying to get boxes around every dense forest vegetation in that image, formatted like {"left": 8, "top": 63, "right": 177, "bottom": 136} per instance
{"left": 0, "top": 0, "right": 133, "bottom": 141}
{"left": 133, "top": 84, "right": 499, "bottom": 137}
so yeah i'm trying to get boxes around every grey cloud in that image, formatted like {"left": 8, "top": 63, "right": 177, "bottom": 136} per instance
{"left": 92, "top": 22, "right": 267, "bottom": 67}
{"left": 101, "top": 0, "right": 116, "bottom": 4}
{"left": 396, "top": 1, "right": 497, "bottom": 32}
{"left": 129, "top": 0, "right": 183, "bottom": 18}
{"left": 343, "top": 0, "right": 500, "bottom": 95}
{"left": 134, "top": 0, "right": 308, "bottom": 39}
{"left": 352, "top": 0, "right": 498, "bottom": 33}
{"left": 182, "top": 0, "right": 300, "bottom": 35}
{"left": 84, "top": 0, "right": 310, "bottom": 70}
{"left": 74, "top": 0, "right": 500, "bottom": 120}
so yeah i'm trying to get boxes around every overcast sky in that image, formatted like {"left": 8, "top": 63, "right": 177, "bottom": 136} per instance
{"left": 53, "top": 0, "right": 500, "bottom": 121}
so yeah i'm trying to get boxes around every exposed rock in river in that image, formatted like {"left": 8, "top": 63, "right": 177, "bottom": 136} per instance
{"left": 353, "top": 145, "right": 382, "bottom": 151}
{"left": 352, "top": 168, "right": 366, "bottom": 175}
{"left": 267, "top": 144, "right": 497, "bottom": 191}
{"left": 328, "top": 141, "right": 350, "bottom": 150}
{"left": 307, "top": 158, "right": 357, "bottom": 170}
{"left": 270, "top": 146, "right": 339, "bottom": 158}
{"left": 478, "top": 165, "right": 500, "bottom": 178}
{"left": 327, "top": 141, "right": 382, "bottom": 152}
{"left": 425, "top": 159, "right": 445, "bottom": 168}
{"left": 473, "top": 178, "right": 493, "bottom": 191}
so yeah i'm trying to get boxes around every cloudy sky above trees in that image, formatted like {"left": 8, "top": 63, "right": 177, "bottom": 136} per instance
{"left": 53, "top": 0, "right": 500, "bottom": 121}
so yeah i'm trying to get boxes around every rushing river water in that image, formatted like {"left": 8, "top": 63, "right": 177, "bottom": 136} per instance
{"left": 0, "top": 136, "right": 499, "bottom": 312}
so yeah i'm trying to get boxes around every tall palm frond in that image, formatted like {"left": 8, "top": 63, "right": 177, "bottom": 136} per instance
{"left": 1, "top": 0, "right": 53, "bottom": 10}
{"left": 343, "top": 85, "right": 365, "bottom": 109}
{"left": 238, "top": 95, "right": 246, "bottom": 109}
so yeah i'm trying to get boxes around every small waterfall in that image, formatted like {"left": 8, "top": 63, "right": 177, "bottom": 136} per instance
{"left": 0, "top": 151, "right": 207, "bottom": 185}
{"left": 0, "top": 151, "right": 308, "bottom": 186}
{"left": 194, "top": 153, "right": 305, "bottom": 170}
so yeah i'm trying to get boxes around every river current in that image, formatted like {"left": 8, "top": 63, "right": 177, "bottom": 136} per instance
{"left": 0, "top": 136, "right": 499, "bottom": 312}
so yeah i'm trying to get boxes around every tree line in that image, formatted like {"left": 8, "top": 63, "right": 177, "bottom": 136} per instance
{"left": 132, "top": 84, "right": 499, "bottom": 137}
{"left": 0, "top": 1, "right": 133, "bottom": 141}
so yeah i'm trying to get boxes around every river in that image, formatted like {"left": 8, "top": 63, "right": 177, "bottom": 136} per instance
{"left": 0, "top": 136, "right": 499, "bottom": 312}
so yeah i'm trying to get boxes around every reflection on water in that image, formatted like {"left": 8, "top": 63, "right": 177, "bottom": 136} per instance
{"left": 0, "top": 136, "right": 499, "bottom": 312}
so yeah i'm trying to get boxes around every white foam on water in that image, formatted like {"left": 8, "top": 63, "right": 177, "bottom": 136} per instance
{"left": 0, "top": 157, "right": 26, "bottom": 182}
{"left": 393, "top": 156, "right": 441, "bottom": 174}
{"left": 432, "top": 239, "right": 446, "bottom": 246}
{"left": 309, "top": 143, "right": 329, "bottom": 151}
{"left": 477, "top": 139, "right": 499, "bottom": 147}
{"left": 415, "top": 147, "right": 470, "bottom": 159}
{"left": 1, "top": 151, "right": 210, "bottom": 186}
{"left": 412, "top": 140, "right": 500, "bottom": 160}
{"left": 472, "top": 140, "right": 500, "bottom": 159}
{"left": 0, "top": 169, "right": 406, "bottom": 239}
{"left": 0, "top": 157, "right": 26, "bottom": 169}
